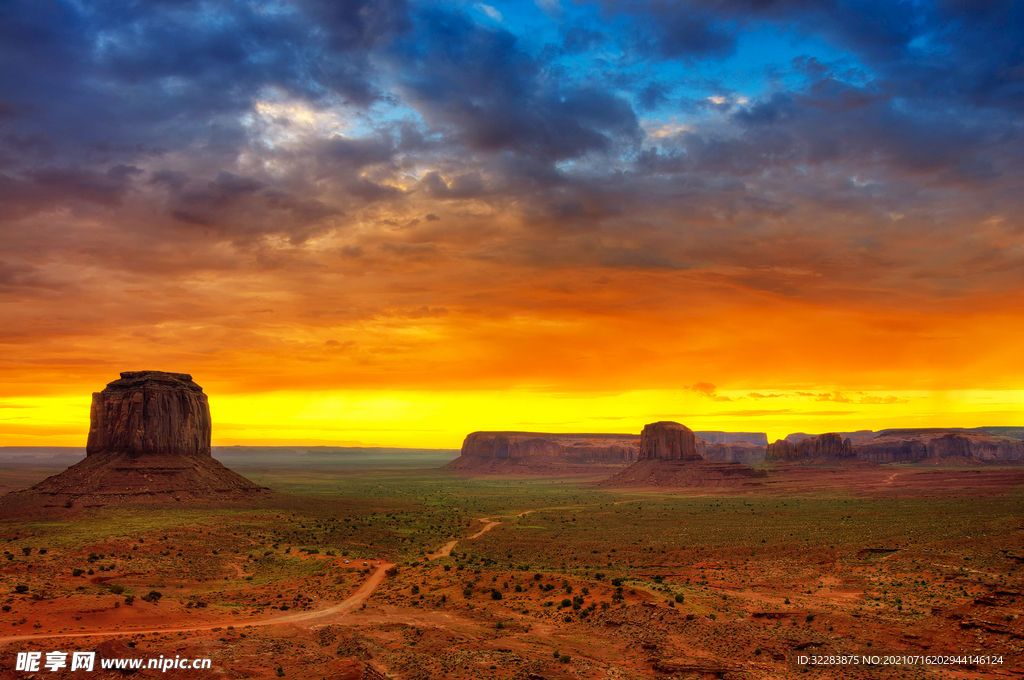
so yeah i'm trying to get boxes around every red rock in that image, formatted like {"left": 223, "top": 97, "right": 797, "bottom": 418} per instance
{"left": 794, "top": 433, "right": 855, "bottom": 458}
{"left": 0, "top": 371, "right": 267, "bottom": 514}
{"left": 445, "top": 431, "right": 638, "bottom": 473}
{"left": 699, "top": 439, "right": 766, "bottom": 464}
{"left": 855, "top": 432, "right": 1024, "bottom": 463}
{"left": 694, "top": 431, "right": 769, "bottom": 446}
{"left": 86, "top": 371, "right": 211, "bottom": 458}
{"left": 765, "top": 439, "right": 797, "bottom": 460}
{"left": 638, "top": 422, "right": 700, "bottom": 461}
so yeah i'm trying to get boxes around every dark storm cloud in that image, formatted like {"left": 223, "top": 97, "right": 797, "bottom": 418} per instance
{"left": 393, "top": 8, "right": 641, "bottom": 162}
{"left": 0, "top": 0, "right": 1022, "bottom": 303}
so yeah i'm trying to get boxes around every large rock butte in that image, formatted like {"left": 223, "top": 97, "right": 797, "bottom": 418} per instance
{"left": 603, "top": 421, "right": 767, "bottom": 488}
{"left": 638, "top": 421, "right": 700, "bottom": 460}
{"left": 87, "top": 371, "right": 212, "bottom": 458}
{"left": 0, "top": 371, "right": 267, "bottom": 513}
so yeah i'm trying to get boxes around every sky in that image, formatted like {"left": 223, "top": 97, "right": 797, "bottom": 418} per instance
{"left": 2, "top": 0, "right": 1024, "bottom": 448}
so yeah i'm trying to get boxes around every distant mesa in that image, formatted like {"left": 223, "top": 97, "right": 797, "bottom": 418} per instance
{"left": 443, "top": 431, "right": 639, "bottom": 473}
{"left": 700, "top": 439, "right": 765, "bottom": 465}
{"left": 695, "top": 431, "right": 769, "bottom": 446}
{"left": 0, "top": 371, "right": 268, "bottom": 514}
{"left": 445, "top": 426, "right": 778, "bottom": 474}
{"left": 776, "top": 428, "right": 1024, "bottom": 464}
{"left": 603, "top": 421, "right": 768, "bottom": 488}
{"left": 785, "top": 430, "right": 875, "bottom": 444}
{"left": 855, "top": 431, "right": 1024, "bottom": 464}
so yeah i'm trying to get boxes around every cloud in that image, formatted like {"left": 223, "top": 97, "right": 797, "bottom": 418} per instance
{"left": 1, "top": 0, "right": 1024, "bottom": 403}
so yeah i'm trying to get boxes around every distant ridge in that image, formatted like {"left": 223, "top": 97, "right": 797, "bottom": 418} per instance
{"left": 785, "top": 427, "right": 1024, "bottom": 444}
{"left": 694, "top": 431, "right": 768, "bottom": 446}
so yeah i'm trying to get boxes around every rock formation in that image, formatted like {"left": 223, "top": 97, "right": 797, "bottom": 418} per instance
{"left": 765, "top": 439, "right": 796, "bottom": 461}
{"left": 694, "top": 431, "right": 769, "bottom": 446}
{"left": 602, "top": 421, "right": 769, "bottom": 488}
{"left": 86, "top": 371, "right": 212, "bottom": 458}
{"left": 855, "top": 432, "right": 1024, "bottom": 463}
{"left": 638, "top": 422, "right": 700, "bottom": 460}
{"left": 785, "top": 430, "right": 876, "bottom": 444}
{"left": 699, "top": 440, "right": 766, "bottom": 465}
{"left": 444, "top": 431, "right": 638, "bottom": 473}
{"left": 764, "top": 433, "right": 855, "bottom": 461}
{"left": 794, "top": 433, "right": 855, "bottom": 458}
{"left": 0, "top": 371, "right": 267, "bottom": 513}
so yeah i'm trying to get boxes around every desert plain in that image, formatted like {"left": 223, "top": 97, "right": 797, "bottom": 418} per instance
{"left": 1, "top": 456, "right": 1022, "bottom": 680}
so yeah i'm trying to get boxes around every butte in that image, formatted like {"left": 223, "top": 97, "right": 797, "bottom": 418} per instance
{"left": 0, "top": 371, "right": 268, "bottom": 514}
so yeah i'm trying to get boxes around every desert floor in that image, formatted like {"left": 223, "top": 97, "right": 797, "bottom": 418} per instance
{"left": 0, "top": 463, "right": 1021, "bottom": 679}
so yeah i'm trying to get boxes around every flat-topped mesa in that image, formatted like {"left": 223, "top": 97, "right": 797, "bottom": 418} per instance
{"left": 855, "top": 432, "right": 1024, "bottom": 463}
{"left": 695, "top": 431, "right": 769, "bottom": 446}
{"left": 638, "top": 421, "right": 701, "bottom": 460}
{"left": 86, "top": 371, "right": 211, "bottom": 458}
{"left": 765, "top": 439, "right": 797, "bottom": 460}
{"left": 794, "top": 432, "right": 855, "bottom": 458}
{"left": 444, "top": 431, "right": 639, "bottom": 473}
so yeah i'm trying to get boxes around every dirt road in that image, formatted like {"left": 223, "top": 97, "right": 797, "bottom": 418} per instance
{"left": 0, "top": 562, "right": 395, "bottom": 645}
{"left": 427, "top": 515, "right": 507, "bottom": 560}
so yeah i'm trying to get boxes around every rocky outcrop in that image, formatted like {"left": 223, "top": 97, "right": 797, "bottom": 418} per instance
{"left": 794, "top": 433, "right": 855, "bottom": 458}
{"left": 855, "top": 432, "right": 1024, "bottom": 463}
{"left": 700, "top": 440, "right": 765, "bottom": 465}
{"left": 86, "top": 371, "right": 212, "bottom": 458}
{"left": 638, "top": 422, "right": 700, "bottom": 460}
{"left": 765, "top": 434, "right": 854, "bottom": 461}
{"left": 602, "top": 422, "right": 768, "bottom": 487}
{"left": 694, "top": 431, "right": 769, "bottom": 446}
{"left": 444, "top": 431, "right": 638, "bottom": 473}
{"left": 786, "top": 430, "right": 875, "bottom": 444}
{"left": 0, "top": 371, "right": 267, "bottom": 513}
{"left": 765, "top": 439, "right": 796, "bottom": 461}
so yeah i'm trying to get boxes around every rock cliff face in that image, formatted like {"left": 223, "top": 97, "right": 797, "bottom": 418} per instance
{"left": 855, "top": 432, "right": 1024, "bottom": 463}
{"left": 1, "top": 371, "right": 267, "bottom": 513}
{"left": 699, "top": 440, "right": 766, "bottom": 465}
{"left": 444, "top": 431, "right": 638, "bottom": 473}
{"left": 602, "top": 422, "right": 769, "bottom": 487}
{"left": 765, "top": 439, "right": 796, "bottom": 461}
{"left": 694, "top": 431, "right": 769, "bottom": 446}
{"left": 765, "top": 434, "right": 854, "bottom": 460}
{"left": 86, "top": 371, "right": 212, "bottom": 458}
{"left": 794, "top": 433, "right": 855, "bottom": 458}
{"left": 638, "top": 422, "right": 700, "bottom": 460}
{"left": 785, "top": 430, "right": 876, "bottom": 444}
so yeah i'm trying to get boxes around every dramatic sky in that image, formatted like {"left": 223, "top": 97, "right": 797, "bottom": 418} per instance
{"left": 3, "top": 0, "right": 1024, "bottom": 447}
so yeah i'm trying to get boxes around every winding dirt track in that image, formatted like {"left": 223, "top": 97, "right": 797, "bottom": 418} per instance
{"left": 0, "top": 511, "right": 524, "bottom": 645}
{"left": 0, "top": 509, "right": 540, "bottom": 645}
{"left": 0, "top": 562, "right": 394, "bottom": 645}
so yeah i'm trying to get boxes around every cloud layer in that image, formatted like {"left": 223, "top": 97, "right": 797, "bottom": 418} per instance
{"left": 2, "top": 0, "right": 1024, "bottom": 403}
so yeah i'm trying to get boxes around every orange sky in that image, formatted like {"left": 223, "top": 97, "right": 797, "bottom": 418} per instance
{"left": 4, "top": 0, "right": 1024, "bottom": 449}
{"left": 4, "top": 262, "right": 1023, "bottom": 448}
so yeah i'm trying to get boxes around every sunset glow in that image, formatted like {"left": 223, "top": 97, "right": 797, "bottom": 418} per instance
{"left": 3, "top": 0, "right": 1024, "bottom": 447}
